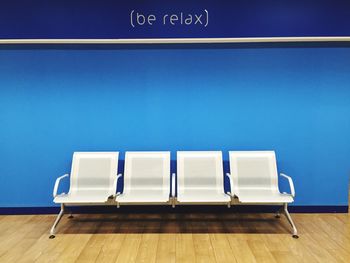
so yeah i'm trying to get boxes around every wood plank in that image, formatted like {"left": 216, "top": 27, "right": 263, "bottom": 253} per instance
{"left": 210, "top": 234, "right": 237, "bottom": 263}
{"left": 54, "top": 234, "right": 92, "bottom": 263}
{"left": 176, "top": 234, "right": 196, "bottom": 263}
{"left": 297, "top": 233, "right": 339, "bottom": 263}
{"left": 226, "top": 234, "right": 257, "bottom": 263}
{"left": 114, "top": 234, "right": 142, "bottom": 263}
{"left": 94, "top": 234, "right": 126, "bottom": 263}
{"left": 155, "top": 234, "right": 176, "bottom": 263}
{"left": 74, "top": 234, "right": 110, "bottom": 262}
{"left": 246, "top": 234, "right": 278, "bottom": 263}
{"left": 276, "top": 234, "right": 319, "bottom": 262}
{"left": 135, "top": 234, "right": 159, "bottom": 263}
{"left": 193, "top": 234, "right": 216, "bottom": 263}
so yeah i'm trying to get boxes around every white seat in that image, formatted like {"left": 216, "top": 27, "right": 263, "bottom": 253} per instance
{"left": 228, "top": 151, "right": 294, "bottom": 203}
{"left": 176, "top": 151, "right": 230, "bottom": 204}
{"left": 49, "top": 152, "right": 119, "bottom": 238}
{"left": 53, "top": 152, "right": 119, "bottom": 204}
{"left": 116, "top": 151, "right": 171, "bottom": 204}
{"left": 228, "top": 151, "right": 298, "bottom": 238}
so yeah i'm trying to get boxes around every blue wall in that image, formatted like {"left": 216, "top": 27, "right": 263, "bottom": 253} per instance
{"left": 0, "top": 45, "right": 349, "bottom": 207}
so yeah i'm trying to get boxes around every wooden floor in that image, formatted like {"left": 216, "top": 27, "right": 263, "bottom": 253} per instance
{"left": 0, "top": 211, "right": 349, "bottom": 263}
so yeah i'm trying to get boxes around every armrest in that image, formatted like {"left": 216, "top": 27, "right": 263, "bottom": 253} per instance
{"left": 280, "top": 173, "right": 295, "bottom": 198}
{"left": 225, "top": 173, "right": 234, "bottom": 195}
{"left": 53, "top": 174, "right": 69, "bottom": 198}
{"left": 114, "top": 173, "right": 122, "bottom": 195}
{"left": 171, "top": 173, "right": 176, "bottom": 197}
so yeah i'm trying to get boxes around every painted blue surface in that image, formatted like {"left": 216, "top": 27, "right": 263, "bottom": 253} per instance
{"left": 1, "top": 0, "right": 350, "bottom": 38}
{"left": 0, "top": 45, "right": 350, "bottom": 207}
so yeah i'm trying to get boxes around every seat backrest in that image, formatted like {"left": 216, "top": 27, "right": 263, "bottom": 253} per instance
{"left": 123, "top": 151, "right": 170, "bottom": 195}
{"left": 69, "top": 152, "right": 119, "bottom": 195}
{"left": 177, "top": 151, "right": 224, "bottom": 194}
{"left": 229, "top": 151, "right": 279, "bottom": 192}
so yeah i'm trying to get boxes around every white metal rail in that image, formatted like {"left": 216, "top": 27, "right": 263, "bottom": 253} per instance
{"left": 0, "top": 36, "right": 350, "bottom": 45}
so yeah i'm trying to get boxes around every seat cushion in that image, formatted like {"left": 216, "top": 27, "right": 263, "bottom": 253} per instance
{"left": 177, "top": 189, "right": 231, "bottom": 203}
{"left": 235, "top": 189, "right": 294, "bottom": 203}
{"left": 117, "top": 190, "right": 170, "bottom": 203}
{"left": 54, "top": 190, "right": 112, "bottom": 204}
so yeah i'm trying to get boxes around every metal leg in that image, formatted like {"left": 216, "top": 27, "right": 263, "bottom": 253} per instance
{"left": 68, "top": 212, "right": 74, "bottom": 219}
{"left": 115, "top": 193, "right": 120, "bottom": 208}
{"left": 172, "top": 197, "right": 175, "bottom": 208}
{"left": 283, "top": 203, "right": 299, "bottom": 238}
{"left": 49, "top": 204, "right": 65, "bottom": 239}
{"left": 275, "top": 206, "right": 283, "bottom": 218}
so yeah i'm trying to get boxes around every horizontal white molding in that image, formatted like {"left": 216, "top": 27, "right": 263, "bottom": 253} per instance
{"left": 0, "top": 36, "right": 350, "bottom": 44}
